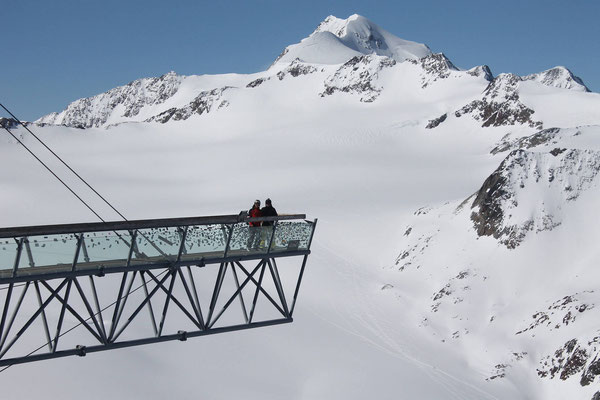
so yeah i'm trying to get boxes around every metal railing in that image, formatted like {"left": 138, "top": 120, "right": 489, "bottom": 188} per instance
{"left": 0, "top": 214, "right": 316, "bottom": 284}
{"left": 0, "top": 214, "right": 317, "bottom": 366}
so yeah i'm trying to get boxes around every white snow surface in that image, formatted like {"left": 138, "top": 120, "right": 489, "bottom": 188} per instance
{"left": 3, "top": 13, "right": 600, "bottom": 400}
{"left": 273, "top": 14, "right": 432, "bottom": 65}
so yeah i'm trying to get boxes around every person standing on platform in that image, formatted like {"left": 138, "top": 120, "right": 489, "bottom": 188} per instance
{"left": 260, "top": 198, "right": 278, "bottom": 248}
{"left": 247, "top": 200, "right": 262, "bottom": 249}
{"left": 260, "top": 198, "right": 278, "bottom": 224}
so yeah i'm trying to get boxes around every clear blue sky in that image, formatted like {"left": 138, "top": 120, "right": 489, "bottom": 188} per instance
{"left": 2, "top": 0, "right": 599, "bottom": 121}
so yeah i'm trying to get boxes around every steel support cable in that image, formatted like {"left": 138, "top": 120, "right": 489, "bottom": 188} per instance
{"left": 1, "top": 104, "right": 233, "bottom": 265}
{"left": 0, "top": 269, "right": 169, "bottom": 374}
{"left": 0, "top": 104, "right": 168, "bottom": 260}
{"left": 0, "top": 106, "right": 248, "bottom": 370}
{"left": 0, "top": 107, "right": 188, "bottom": 371}
{"left": 0, "top": 103, "right": 127, "bottom": 221}
{"left": 1, "top": 126, "right": 106, "bottom": 222}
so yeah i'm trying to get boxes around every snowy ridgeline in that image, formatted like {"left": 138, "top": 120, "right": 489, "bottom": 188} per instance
{"left": 36, "top": 15, "right": 588, "bottom": 130}
{"left": 394, "top": 126, "right": 600, "bottom": 399}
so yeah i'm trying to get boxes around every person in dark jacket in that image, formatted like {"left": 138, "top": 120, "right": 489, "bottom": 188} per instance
{"left": 247, "top": 200, "right": 262, "bottom": 249}
{"left": 260, "top": 198, "right": 278, "bottom": 226}
{"left": 258, "top": 198, "right": 278, "bottom": 249}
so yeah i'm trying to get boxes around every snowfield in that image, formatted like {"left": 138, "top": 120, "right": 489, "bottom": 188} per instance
{"left": 3, "top": 14, "right": 600, "bottom": 400}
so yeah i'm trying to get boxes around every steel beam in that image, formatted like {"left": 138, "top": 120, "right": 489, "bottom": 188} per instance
{"left": 0, "top": 318, "right": 292, "bottom": 367}
{"left": 0, "top": 215, "right": 314, "bottom": 368}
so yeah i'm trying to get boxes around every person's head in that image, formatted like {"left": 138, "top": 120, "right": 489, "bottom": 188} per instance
{"left": 265, "top": 198, "right": 272, "bottom": 206}
{"left": 253, "top": 199, "right": 260, "bottom": 208}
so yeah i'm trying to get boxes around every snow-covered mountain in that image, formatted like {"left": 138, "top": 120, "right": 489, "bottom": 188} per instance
{"left": 35, "top": 15, "right": 591, "bottom": 134}
{"left": 36, "top": 71, "right": 184, "bottom": 128}
{"left": 394, "top": 126, "right": 600, "bottom": 399}
{"left": 5, "top": 13, "right": 600, "bottom": 400}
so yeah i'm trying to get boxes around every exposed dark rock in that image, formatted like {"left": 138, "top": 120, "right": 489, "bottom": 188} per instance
{"left": 560, "top": 346, "right": 588, "bottom": 380}
{"left": 517, "top": 293, "right": 594, "bottom": 335}
{"left": 413, "top": 53, "right": 458, "bottom": 88}
{"left": 271, "top": 47, "right": 289, "bottom": 66}
{"left": 38, "top": 71, "right": 183, "bottom": 128}
{"left": 147, "top": 87, "right": 230, "bottom": 123}
{"left": 487, "top": 352, "right": 529, "bottom": 381}
{"left": 581, "top": 355, "right": 600, "bottom": 386}
{"left": 433, "top": 284, "right": 452, "bottom": 302}
{"left": 456, "top": 98, "right": 541, "bottom": 129}
{"left": 314, "top": 15, "right": 347, "bottom": 37}
{"left": 246, "top": 78, "right": 267, "bottom": 88}
{"left": 276, "top": 59, "right": 317, "bottom": 80}
{"left": 539, "top": 333, "right": 600, "bottom": 387}
{"left": 470, "top": 148, "right": 600, "bottom": 247}
{"left": 455, "top": 74, "right": 543, "bottom": 129}
{"left": 516, "top": 312, "right": 550, "bottom": 335}
{"left": 488, "top": 364, "right": 507, "bottom": 380}
{"left": 425, "top": 113, "right": 447, "bottom": 129}
{"left": 414, "top": 206, "right": 431, "bottom": 216}
{"left": 456, "top": 270, "right": 469, "bottom": 280}
{"left": 470, "top": 155, "right": 512, "bottom": 241}
{"left": 0, "top": 117, "right": 20, "bottom": 130}
{"left": 491, "top": 127, "right": 562, "bottom": 155}
{"left": 467, "top": 65, "right": 494, "bottom": 81}
{"left": 524, "top": 66, "right": 590, "bottom": 92}
{"left": 429, "top": 270, "right": 475, "bottom": 313}
{"left": 321, "top": 55, "right": 396, "bottom": 102}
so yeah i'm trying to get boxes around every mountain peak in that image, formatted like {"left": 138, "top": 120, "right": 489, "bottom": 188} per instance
{"left": 273, "top": 14, "right": 432, "bottom": 66}
{"left": 523, "top": 66, "right": 590, "bottom": 92}
{"left": 313, "top": 14, "right": 365, "bottom": 38}
{"left": 313, "top": 15, "right": 351, "bottom": 37}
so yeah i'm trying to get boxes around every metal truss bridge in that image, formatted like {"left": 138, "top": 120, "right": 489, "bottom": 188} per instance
{"left": 0, "top": 213, "right": 316, "bottom": 367}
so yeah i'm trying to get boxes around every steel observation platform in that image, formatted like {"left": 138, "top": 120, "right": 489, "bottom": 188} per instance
{"left": 0, "top": 213, "right": 316, "bottom": 366}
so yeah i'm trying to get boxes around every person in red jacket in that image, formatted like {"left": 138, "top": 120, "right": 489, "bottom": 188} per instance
{"left": 247, "top": 200, "right": 262, "bottom": 249}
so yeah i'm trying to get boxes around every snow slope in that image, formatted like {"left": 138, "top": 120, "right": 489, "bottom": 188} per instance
{"left": 4, "top": 13, "right": 600, "bottom": 400}
{"left": 394, "top": 126, "right": 600, "bottom": 400}
{"left": 273, "top": 14, "right": 432, "bottom": 65}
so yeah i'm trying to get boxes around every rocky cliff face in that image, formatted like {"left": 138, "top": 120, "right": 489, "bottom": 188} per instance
{"left": 471, "top": 148, "right": 600, "bottom": 248}
{"left": 392, "top": 123, "right": 600, "bottom": 400}
{"left": 36, "top": 72, "right": 183, "bottom": 128}
{"left": 426, "top": 65, "right": 589, "bottom": 130}
{"left": 491, "top": 127, "right": 564, "bottom": 155}
{"left": 146, "top": 87, "right": 230, "bottom": 123}
{"left": 455, "top": 73, "right": 543, "bottom": 129}
{"left": 538, "top": 333, "right": 600, "bottom": 387}
{"left": 408, "top": 53, "right": 459, "bottom": 88}
{"left": 246, "top": 59, "right": 318, "bottom": 88}
{"left": 321, "top": 55, "right": 396, "bottom": 102}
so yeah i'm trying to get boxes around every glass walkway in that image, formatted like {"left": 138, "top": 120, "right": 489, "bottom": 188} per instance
{"left": 0, "top": 214, "right": 316, "bottom": 366}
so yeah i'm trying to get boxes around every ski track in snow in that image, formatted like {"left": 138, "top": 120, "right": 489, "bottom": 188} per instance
{"left": 309, "top": 243, "right": 499, "bottom": 400}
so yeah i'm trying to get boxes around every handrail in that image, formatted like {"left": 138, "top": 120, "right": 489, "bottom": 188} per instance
{"left": 0, "top": 214, "right": 307, "bottom": 238}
